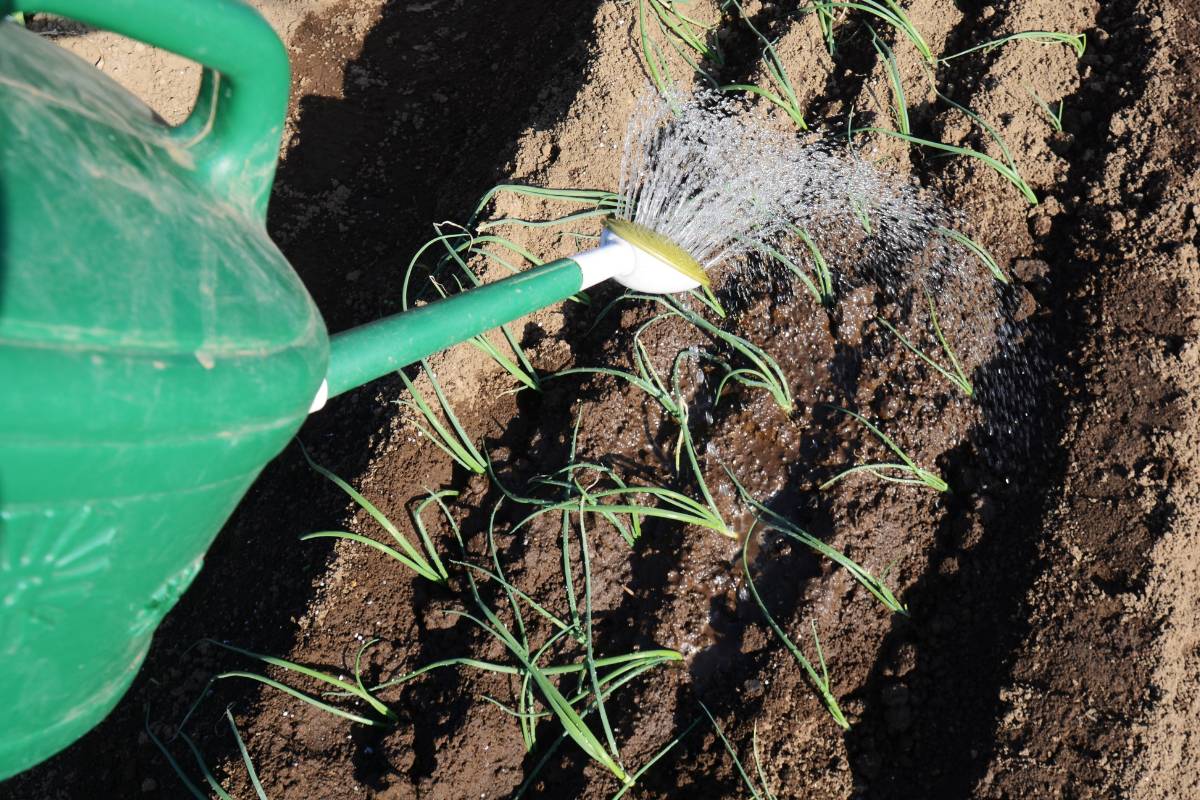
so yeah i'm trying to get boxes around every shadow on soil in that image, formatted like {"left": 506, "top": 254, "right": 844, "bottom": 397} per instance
{"left": 841, "top": 6, "right": 1150, "bottom": 796}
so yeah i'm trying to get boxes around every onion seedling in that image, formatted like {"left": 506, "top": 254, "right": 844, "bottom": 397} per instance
{"left": 364, "top": 500, "right": 680, "bottom": 785}
{"left": 534, "top": 404, "right": 733, "bottom": 540}
{"left": 699, "top": 701, "right": 781, "bottom": 798}
{"left": 494, "top": 410, "right": 648, "bottom": 547}
{"left": 851, "top": 26, "right": 1079, "bottom": 203}
{"left": 826, "top": 0, "right": 933, "bottom": 64}
{"left": 543, "top": 482, "right": 734, "bottom": 539}
{"left": 299, "top": 446, "right": 450, "bottom": 583}
{"left": 875, "top": 291, "right": 973, "bottom": 398}
{"left": 940, "top": 88, "right": 1036, "bottom": 202}
{"left": 552, "top": 294, "right": 794, "bottom": 541}
{"left": 502, "top": 459, "right": 648, "bottom": 549}
{"left": 856, "top": 122, "right": 1037, "bottom": 205}
{"left": 850, "top": 195, "right": 874, "bottom": 235}
{"left": 647, "top": 0, "right": 722, "bottom": 64}
{"left": 640, "top": 0, "right": 675, "bottom": 98}
{"left": 726, "top": 468, "right": 906, "bottom": 614}
{"left": 534, "top": 462, "right": 647, "bottom": 547}
{"left": 407, "top": 185, "right": 622, "bottom": 392}
{"left": 639, "top": 0, "right": 720, "bottom": 97}
{"left": 752, "top": 723, "right": 776, "bottom": 799}
{"left": 757, "top": 225, "right": 836, "bottom": 305}
{"left": 466, "top": 183, "right": 621, "bottom": 231}
{"left": 431, "top": 273, "right": 540, "bottom": 392}
{"left": 940, "top": 30, "right": 1085, "bottom": 63}
{"left": 1028, "top": 87, "right": 1065, "bottom": 133}
{"left": 512, "top": 644, "right": 684, "bottom": 798}
{"left": 608, "top": 716, "right": 703, "bottom": 799}
{"left": 550, "top": 315, "right": 735, "bottom": 538}
{"left": 182, "top": 639, "right": 396, "bottom": 730}
{"left": 225, "top": 707, "right": 268, "bottom": 799}
{"left": 811, "top": 0, "right": 837, "bottom": 56}
{"left": 490, "top": 409, "right": 645, "bottom": 548}
{"left": 852, "top": 83, "right": 1037, "bottom": 205}
{"left": 690, "top": 283, "right": 728, "bottom": 318}
{"left": 397, "top": 360, "right": 488, "bottom": 474}
{"left": 795, "top": 226, "right": 835, "bottom": 303}
{"left": 871, "top": 26, "right": 910, "bottom": 135}
{"left": 580, "top": 272, "right": 794, "bottom": 416}
{"left": 821, "top": 405, "right": 948, "bottom": 492}
{"left": 722, "top": 0, "right": 808, "bottom": 130}
{"left": 145, "top": 708, "right": 212, "bottom": 800}
{"left": 147, "top": 707, "right": 269, "bottom": 800}
{"left": 936, "top": 225, "right": 1007, "bottom": 284}
{"left": 741, "top": 535, "right": 849, "bottom": 729}
{"left": 660, "top": 295, "right": 794, "bottom": 413}
{"left": 413, "top": 224, "right": 542, "bottom": 391}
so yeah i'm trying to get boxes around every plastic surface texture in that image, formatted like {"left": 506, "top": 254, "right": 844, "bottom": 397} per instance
{"left": 0, "top": 4, "right": 322, "bottom": 779}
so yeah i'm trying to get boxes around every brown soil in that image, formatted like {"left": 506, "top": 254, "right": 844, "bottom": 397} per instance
{"left": 5, "top": 0, "right": 1200, "bottom": 798}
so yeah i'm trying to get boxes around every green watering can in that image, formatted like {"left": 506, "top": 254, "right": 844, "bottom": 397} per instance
{"left": 0, "top": 0, "right": 707, "bottom": 779}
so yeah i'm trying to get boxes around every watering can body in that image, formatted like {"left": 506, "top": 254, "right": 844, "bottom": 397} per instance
{"left": 0, "top": 0, "right": 696, "bottom": 780}
{"left": 0, "top": 1, "right": 325, "bottom": 778}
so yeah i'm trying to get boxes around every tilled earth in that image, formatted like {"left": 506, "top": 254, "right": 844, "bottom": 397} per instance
{"left": 5, "top": 1, "right": 1200, "bottom": 798}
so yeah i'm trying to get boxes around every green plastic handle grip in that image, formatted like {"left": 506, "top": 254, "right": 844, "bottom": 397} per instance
{"left": 3, "top": 0, "right": 291, "bottom": 217}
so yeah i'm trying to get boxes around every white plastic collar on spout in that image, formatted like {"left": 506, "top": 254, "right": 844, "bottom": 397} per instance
{"left": 572, "top": 237, "right": 637, "bottom": 290}
{"left": 572, "top": 229, "right": 703, "bottom": 294}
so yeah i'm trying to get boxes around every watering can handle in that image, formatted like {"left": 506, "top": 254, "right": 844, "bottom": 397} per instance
{"left": 5, "top": 0, "right": 290, "bottom": 219}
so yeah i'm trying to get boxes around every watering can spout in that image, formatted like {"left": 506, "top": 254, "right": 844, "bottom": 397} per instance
{"left": 310, "top": 222, "right": 709, "bottom": 412}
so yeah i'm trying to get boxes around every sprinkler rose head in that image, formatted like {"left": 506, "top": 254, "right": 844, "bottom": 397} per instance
{"left": 603, "top": 218, "right": 710, "bottom": 291}
{"left": 571, "top": 217, "right": 710, "bottom": 295}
